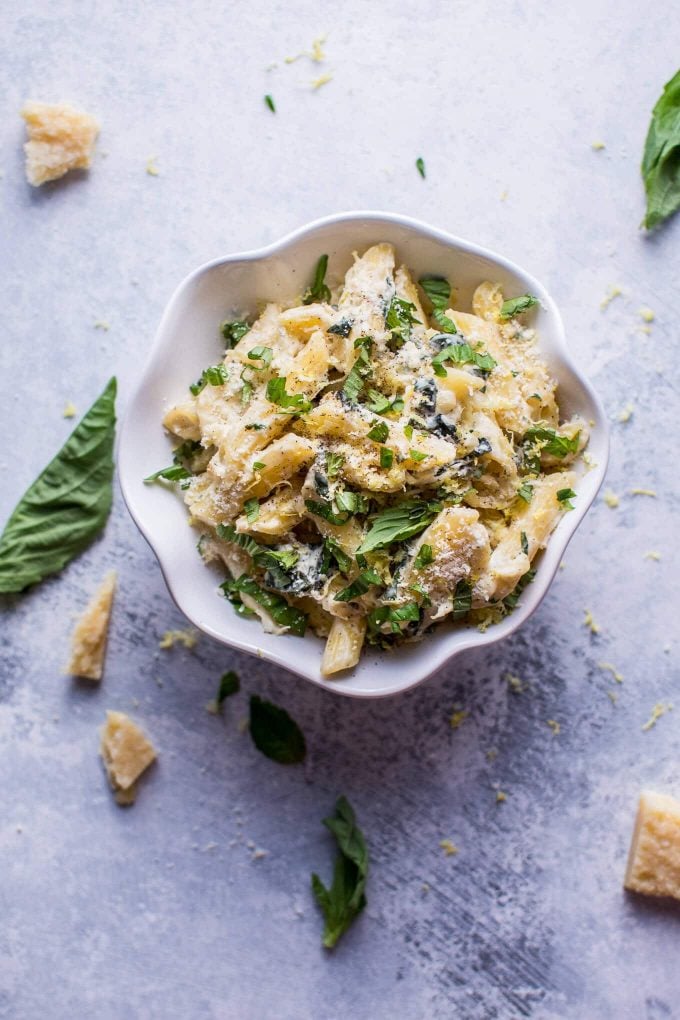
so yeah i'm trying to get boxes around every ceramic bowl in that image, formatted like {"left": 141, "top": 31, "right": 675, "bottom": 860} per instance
{"left": 118, "top": 211, "right": 608, "bottom": 698}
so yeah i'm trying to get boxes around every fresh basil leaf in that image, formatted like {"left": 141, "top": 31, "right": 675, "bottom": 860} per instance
{"left": 0, "top": 378, "right": 116, "bottom": 594}
{"left": 216, "top": 670, "right": 240, "bottom": 708}
{"left": 334, "top": 568, "right": 382, "bottom": 602}
{"left": 520, "top": 531, "right": 529, "bottom": 555}
{"left": 524, "top": 426, "right": 580, "bottom": 460}
{"left": 325, "top": 452, "right": 345, "bottom": 478}
{"left": 245, "top": 422, "right": 265, "bottom": 431}
{"left": 266, "top": 377, "right": 312, "bottom": 413}
{"left": 264, "top": 93, "right": 275, "bottom": 113}
{"left": 342, "top": 338, "right": 372, "bottom": 404}
{"left": 367, "top": 421, "right": 389, "bottom": 443}
{"left": 302, "top": 254, "right": 331, "bottom": 305}
{"left": 328, "top": 317, "right": 354, "bottom": 337}
{"left": 217, "top": 525, "right": 299, "bottom": 574}
{"left": 249, "top": 695, "right": 306, "bottom": 763}
{"left": 409, "top": 582, "right": 432, "bottom": 607}
{"left": 502, "top": 568, "right": 536, "bottom": 611}
{"left": 415, "top": 157, "right": 426, "bottom": 179}
{"left": 335, "top": 491, "right": 368, "bottom": 515}
{"left": 414, "top": 544, "right": 434, "bottom": 569}
{"left": 144, "top": 464, "right": 191, "bottom": 484}
{"left": 379, "top": 447, "right": 393, "bottom": 469}
{"left": 432, "top": 342, "right": 496, "bottom": 378}
{"left": 385, "top": 296, "right": 420, "bottom": 348}
{"left": 305, "top": 499, "right": 351, "bottom": 526}
{"left": 221, "top": 575, "right": 307, "bottom": 636}
{"left": 366, "top": 389, "right": 403, "bottom": 415}
{"left": 221, "top": 319, "right": 250, "bottom": 347}
{"left": 244, "top": 498, "right": 260, "bottom": 523}
{"left": 368, "top": 601, "right": 420, "bottom": 635}
{"left": 499, "top": 295, "right": 539, "bottom": 320}
{"left": 517, "top": 482, "right": 534, "bottom": 503}
{"left": 641, "top": 70, "right": 680, "bottom": 229}
{"left": 419, "top": 275, "right": 458, "bottom": 334}
{"left": 190, "top": 363, "right": 228, "bottom": 395}
{"left": 320, "top": 538, "right": 352, "bottom": 576}
{"left": 409, "top": 449, "right": 427, "bottom": 462}
{"left": 311, "top": 796, "right": 368, "bottom": 949}
{"left": 357, "top": 500, "right": 441, "bottom": 554}
{"left": 247, "top": 346, "right": 273, "bottom": 369}
{"left": 556, "top": 487, "right": 577, "bottom": 510}
{"left": 452, "top": 578, "right": 472, "bottom": 620}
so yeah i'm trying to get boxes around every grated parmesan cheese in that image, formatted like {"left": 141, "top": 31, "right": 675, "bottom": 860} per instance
{"left": 598, "top": 661, "right": 623, "bottom": 683}
{"left": 600, "top": 285, "right": 623, "bottom": 310}
{"left": 603, "top": 489, "right": 619, "bottom": 508}
{"left": 547, "top": 719, "right": 561, "bottom": 736}
{"left": 449, "top": 709, "right": 468, "bottom": 730}
{"left": 66, "top": 572, "right": 116, "bottom": 681}
{"left": 62, "top": 401, "right": 77, "bottom": 418}
{"left": 439, "top": 839, "right": 458, "bottom": 856}
{"left": 583, "top": 609, "right": 601, "bottom": 634}
{"left": 159, "top": 628, "right": 197, "bottom": 649}
{"left": 630, "top": 488, "right": 656, "bottom": 497}
{"left": 21, "top": 100, "right": 99, "bottom": 186}
{"left": 642, "top": 702, "right": 672, "bottom": 732}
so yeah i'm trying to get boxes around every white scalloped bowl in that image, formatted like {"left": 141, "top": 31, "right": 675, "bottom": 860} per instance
{"left": 118, "top": 212, "right": 608, "bottom": 698}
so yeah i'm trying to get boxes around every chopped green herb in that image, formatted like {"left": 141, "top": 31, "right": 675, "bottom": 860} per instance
{"left": 325, "top": 451, "right": 345, "bottom": 478}
{"left": 367, "top": 421, "right": 389, "bottom": 443}
{"left": 240, "top": 371, "right": 254, "bottom": 405}
{"left": 217, "top": 524, "right": 300, "bottom": 574}
{"left": 365, "top": 389, "right": 404, "bottom": 415}
{"left": 499, "top": 294, "right": 540, "bottom": 320}
{"left": 144, "top": 464, "right": 191, "bottom": 485}
{"left": 0, "top": 378, "right": 116, "bottom": 595}
{"left": 432, "top": 342, "right": 496, "bottom": 377}
{"left": 524, "top": 426, "right": 580, "bottom": 461}
{"left": 517, "top": 482, "right": 534, "bottom": 503}
{"left": 247, "top": 345, "right": 273, "bottom": 369}
{"left": 409, "top": 582, "right": 432, "bottom": 607}
{"left": 385, "top": 296, "right": 420, "bottom": 348}
{"left": 641, "top": 70, "right": 680, "bottom": 229}
{"left": 244, "top": 498, "right": 260, "bottom": 523}
{"left": 368, "top": 602, "right": 420, "bottom": 634}
{"left": 335, "top": 491, "right": 368, "bottom": 515}
{"left": 245, "top": 422, "right": 265, "bottom": 431}
{"left": 320, "top": 538, "right": 353, "bottom": 576}
{"left": 327, "top": 317, "right": 354, "bottom": 337}
{"left": 190, "top": 363, "right": 228, "bottom": 395}
{"left": 302, "top": 254, "right": 331, "bottom": 305}
{"left": 249, "top": 695, "right": 306, "bottom": 764}
{"left": 379, "top": 447, "right": 394, "bottom": 469}
{"left": 221, "top": 319, "right": 250, "bottom": 347}
{"left": 557, "top": 487, "right": 577, "bottom": 510}
{"left": 403, "top": 424, "right": 414, "bottom": 441}
{"left": 502, "top": 569, "right": 536, "bottom": 611}
{"left": 520, "top": 531, "right": 529, "bottom": 555}
{"left": 409, "top": 449, "right": 427, "bottom": 462}
{"left": 356, "top": 500, "right": 441, "bottom": 554}
{"left": 311, "top": 796, "right": 368, "bottom": 949}
{"left": 414, "top": 544, "right": 434, "bottom": 569}
{"left": 221, "top": 575, "right": 307, "bottom": 636}
{"left": 452, "top": 579, "right": 472, "bottom": 620}
{"left": 215, "top": 670, "right": 240, "bottom": 709}
{"left": 342, "top": 336, "right": 372, "bottom": 403}
{"left": 419, "top": 275, "right": 458, "bottom": 334}
{"left": 264, "top": 94, "right": 276, "bottom": 113}
{"left": 266, "top": 377, "right": 312, "bottom": 413}
{"left": 252, "top": 461, "right": 265, "bottom": 471}
{"left": 305, "top": 499, "right": 351, "bottom": 526}
{"left": 334, "top": 568, "right": 383, "bottom": 602}
{"left": 415, "top": 157, "right": 426, "bottom": 179}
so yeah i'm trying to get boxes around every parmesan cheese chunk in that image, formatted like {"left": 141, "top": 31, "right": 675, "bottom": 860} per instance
{"left": 67, "top": 571, "right": 116, "bottom": 680}
{"left": 21, "top": 100, "right": 99, "bottom": 186}
{"left": 100, "top": 711, "right": 156, "bottom": 805}
{"left": 624, "top": 791, "right": 680, "bottom": 899}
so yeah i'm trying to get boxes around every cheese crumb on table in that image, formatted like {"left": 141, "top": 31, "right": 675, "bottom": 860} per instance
{"left": 642, "top": 702, "right": 673, "bottom": 732}
{"left": 311, "top": 73, "right": 333, "bottom": 90}
{"left": 625, "top": 791, "right": 680, "bottom": 899}
{"left": 449, "top": 709, "right": 468, "bottom": 730}
{"left": 496, "top": 791, "right": 507, "bottom": 803}
{"left": 638, "top": 307, "right": 655, "bottom": 323}
{"left": 644, "top": 550, "right": 661, "bottom": 561}
{"left": 630, "top": 488, "right": 656, "bottom": 497}
{"left": 21, "top": 100, "right": 99, "bottom": 186}
{"left": 100, "top": 711, "right": 156, "bottom": 805}
{"left": 547, "top": 719, "right": 561, "bottom": 736}
{"left": 598, "top": 661, "right": 624, "bottom": 683}
{"left": 591, "top": 140, "right": 606, "bottom": 151}
{"left": 146, "top": 157, "right": 160, "bottom": 176}
{"left": 583, "top": 609, "right": 601, "bottom": 634}
{"left": 506, "top": 673, "right": 525, "bottom": 694}
{"left": 600, "top": 285, "right": 623, "bottom": 310}
{"left": 439, "top": 839, "right": 458, "bottom": 857}
{"left": 159, "top": 628, "right": 197, "bottom": 649}
{"left": 603, "top": 489, "right": 620, "bottom": 508}
{"left": 66, "top": 572, "right": 116, "bottom": 681}
{"left": 62, "top": 401, "right": 77, "bottom": 418}
{"left": 617, "top": 403, "right": 634, "bottom": 423}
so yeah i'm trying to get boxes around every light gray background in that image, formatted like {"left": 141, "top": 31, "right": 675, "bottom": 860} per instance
{"left": 1, "top": 2, "right": 679, "bottom": 1018}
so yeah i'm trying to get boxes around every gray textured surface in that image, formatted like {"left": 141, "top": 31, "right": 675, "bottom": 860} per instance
{"left": 1, "top": 2, "right": 679, "bottom": 1018}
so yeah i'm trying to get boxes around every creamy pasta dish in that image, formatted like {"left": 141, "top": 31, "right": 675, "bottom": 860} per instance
{"left": 152, "top": 244, "right": 586, "bottom": 676}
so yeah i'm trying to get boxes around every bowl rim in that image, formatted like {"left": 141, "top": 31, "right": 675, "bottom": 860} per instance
{"left": 118, "top": 210, "right": 610, "bottom": 699}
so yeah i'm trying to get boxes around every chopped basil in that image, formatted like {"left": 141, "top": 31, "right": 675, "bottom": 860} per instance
{"left": 305, "top": 499, "right": 351, "bottom": 526}
{"left": 144, "top": 464, "right": 191, "bottom": 485}
{"left": 252, "top": 461, "right": 265, "bottom": 470}
{"left": 414, "top": 544, "right": 434, "bottom": 569}
{"left": 245, "top": 422, "right": 265, "bottom": 431}
{"left": 385, "top": 296, "right": 420, "bottom": 349}
{"left": 517, "top": 482, "right": 534, "bottom": 503}
{"left": 452, "top": 579, "right": 472, "bottom": 620}
{"left": 221, "top": 319, "right": 250, "bottom": 347}
{"left": 249, "top": 695, "right": 306, "bottom": 764}
{"left": 342, "top": 336, "right": 372, "bottom": 403}
{"left": 367, "top": 420, "right": 389, "bottom": 443}
{"left": 144, "top": 438, "right": 202, "bottom": 487}
{"left": 523, "top": 426, "right": 580, "bottom": 465}
{"left": 415, "top": 157, "right": 426, "bottom": 178}
{"left": 244, "top": 498, "right": 260, "bottom": 523}
{"left": 503, "top": 569, "right": 536, "bottom": 611}
{"left": 327, "top": 317, "right": 354, "bottom": 337}
{"left": 368, "top": 601, "right": 420, "bottom": 634}
{"left": 334, "top": 568, "right": 383, "bottom": 602}
{"left": 409, "top": 449, "right": 427, "bottom": 462}
{"left": 499, "top": 295, "right": 539, "bottom": 320}
{"left": 325, "top": 451, "right": 345, "bottom": 478}
{"left": 190, "top": 363, "right": 228, "bottom": 395}
{"left": 320, "top": 538, "right": 353, "bottom": 575}
{"left": 247, "top": 345, "right": 273, "bottom": 369}
{"left": 302, "top": 254, "right": 331, "bottom": 305}
{"left": 357, "top": 500, "right": 441, "bottom": 554}
{"left": 240, "top": 375, "right": 254, "bottom": 405}
{"left": 520, "top": 531, "right": 529, "bottom": 555}
{"left": 264, "top": 94, "right": 276, "bottom": 113}
{"left": 557, "top": 487, "right": 577, "bottom": 510}
{"left": 409, "top": 582, "right": 432, "bottom": 607}
{"left": 266, "top": 377, "right": 312, "bottom": 413}
{"left": 432, "top": 341, "right": 496, "bottom": 378}
{"left": 403, "top": 423, "right": 414, "bottom": 441}
{"left": 379, "top": 447, "right": 393, "bottom": 469}
{"left": 221, "top": 575, "right": 308, "bottom": 636}
{"left": 335, "top": 490, "right": 368, "bottom": 515}
{"left": 215, "top": 670, "right": 240, "bottom": 708}
{"left": 366, "top": 389, "right": 404, "bottom": 415}
{"left": 216, "top": 525, "right": 299, "bottom": 575}
{"left": 419, "top": 275, "right": 458, "bottom": 334}
{"left": 641, "top": 70, "right": 680, "bottom": 229}
{"left": 311, "top": 796, "right": 368, "bottom": 949}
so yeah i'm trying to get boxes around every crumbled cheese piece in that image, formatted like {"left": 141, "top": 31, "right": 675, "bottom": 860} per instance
{"left": 644, "top": 550, "right": 661, "bottom": 561}
{"left": 617, "top": 403, "right": 634, "bottom": 423}
{"left": 62, "top": 401, "right": 77, "bottom": 418}
{"left": 486, "top": 748, "right": 498, "bottom": 762}
{"left": 21, "top": 100, "right": 99, "bottom": 186}
{"left": 439, "top": 839, "right": 458, "bottom": 857}
{"left": 66, "top": 572, "right": 116, "bottom": 680}
{"left": 591, "top": 140, "right": 606, "bottom": 151}
{"left": 607, "top": 691, "right": 618, "bottom": 706}
{"left": 582, "top": 451, "right": 597, "bottom": 470}
{"left": 496, "top": 791, "right": 507, "bottom": 803}
{"left": 642, "top": 702, "right": 672, "bottom": 732}
{"left": 94, "top": 320, "right": 110, "bottom": 331}
{"left": 100, "top": 711, "right": 156, "bottom": 805}
{"left": 285, "top": 34, "right": 327, "bottom": 64}
{"left": 499, "top": 189, "right": 508, "bottom": 201}
{"left": 603, "top": 489, "right": 620, "bottom": 508}
{"left": 598, "top": 662, "right": 624, "bottom": 683}
{"left": 146, "top": 157, "right": 160, "bottom": 176}
{"left": 311, "top": 73, "right": 333, "bottom": 90}
{"left": 547, "top": 719, "right": 561, "bottom": 736}
{"left": 449, "top": 709, "right": 468, "bottom": 730}
{"left": 638, "top": 307, "right": 655, "bottom": 323}
{"left": 583, "top": 609, "right": 601, "bottom": 634}
{"left": 506, "top": 673, "right": 525, "bottom": 694}
{"left": 600, "top": 285, "right": 623, "bottom": 310}
{"left": 625, "top": 791, "right": 680, "bottom": 899}
{"left": 159, "top": 628, "right": 197, "bottom": 649}
{"left": 630, "top": 488, "right": 656, "bottom": 497}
